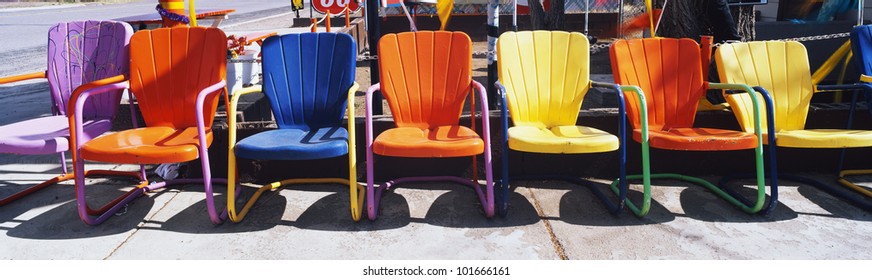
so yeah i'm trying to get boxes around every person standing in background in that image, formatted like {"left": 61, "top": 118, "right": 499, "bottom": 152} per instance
{"left": 706, "top": 0, "right": 742, "bottom": 42}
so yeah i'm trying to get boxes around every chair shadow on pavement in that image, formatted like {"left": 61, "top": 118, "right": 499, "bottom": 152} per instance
{"left": 796, "top": 184, "right": 872, "bottom": 221}
{"left": 559, "top": 181, "right": 676, "bottom": 226}
{"left": 679, "top": 184, "right": 798, "bottom": 222}
{"left": 3, "top": 184, "right": 153, "bottom": 240}
{"left": 291, "top": 186, "right": 411, "bottom": 231}
{"left": 151, "top": 183, "right": 412, "bottom": 232}
{"left": 423, "top": 189, "right": 539, "bottom": 228}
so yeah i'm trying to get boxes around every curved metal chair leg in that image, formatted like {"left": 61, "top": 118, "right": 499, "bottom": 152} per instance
{"left": 837, "top": 170, "right": 872, "bottom": 200}
{"left": 74, "top": 160, "right": 152, "bottom": 226}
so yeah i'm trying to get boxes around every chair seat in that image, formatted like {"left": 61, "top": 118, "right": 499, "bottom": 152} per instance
{"left": 0, "top": 115, "right": 111, "bottom": 155}
{"left": 774, "top": 129, "right": 872, "bottom": 148}
{"left": 373, "top": 125, "right": 484, "bottom": 157}
{"left": 508, "top": 125, "right": 619, "bottom": 154}
{"left": 235, "top": 127, "right": 349, "bottom": 161}
{"left": 635, "top": 127, "right": 758, "bottom": 151}
{"left": 80, "top": 126, "right": 212, "bottom": 164}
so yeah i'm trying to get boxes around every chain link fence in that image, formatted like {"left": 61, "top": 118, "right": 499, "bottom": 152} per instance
{"left": 619, "top": 0, "right": 647, "bottom": 39}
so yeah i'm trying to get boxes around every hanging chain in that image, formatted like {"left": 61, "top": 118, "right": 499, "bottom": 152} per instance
{"left": 357, "top": 49, "right": 378, "bottom": 61}
{"left": 228, "top": 58, "right": 262, "bottom": 63}
{"left": 473, "top": 50, "right": 494, "bottom": 57}
{"left": 777, "top": 32, "right": 850, "bottom": 42}
{"left": 712, "top": 32, "right": 851, "bottom": 48}
{"left": 590, "top": 42, "right": 613, "bottom": 54}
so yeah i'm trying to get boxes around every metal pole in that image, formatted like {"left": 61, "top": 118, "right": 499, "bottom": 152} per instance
{"left": 859, "top": 0, "right": 865, "bottom": 26}
{"left": 366, "top": 0, "right": 383, "bottom": 115}
{"left": 618, "top": 0, "right": 624, "bottom": 38}
{"left": 585, "top": 0, "right": 589, "bottom": 35}
{"left": 487, "top": 0, "right": 499, "bottom": 107}
{"left": 513, "top": 0, "right": 517, "bottom": 31}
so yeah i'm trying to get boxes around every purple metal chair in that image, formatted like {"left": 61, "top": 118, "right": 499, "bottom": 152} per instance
{"left": 0, "top": 21, "right": 144, "bottom": 211}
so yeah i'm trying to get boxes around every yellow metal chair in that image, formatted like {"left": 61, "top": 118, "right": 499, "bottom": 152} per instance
{"left": 716, "top": 40, "right": 872, "bottom": 211}
{"left": 495, "top": 30, "right": 648, "bottom": 216}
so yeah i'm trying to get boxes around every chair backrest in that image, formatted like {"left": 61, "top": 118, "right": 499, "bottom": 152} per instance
{"left": 129, "top": 27, "right": 227, "bottom": 129}
{"left": 497, "top": 31, "right": 590, "bottom": 128}
{"left": 378, "top": 31, "right": 472, "bottom": 129}
{"left": 715, "top": 41, "right": 813, "bottom": 133}
{"left": 46, "top": 20, "right": 132, "bottom": 120}
{"left": 261, "top": 33, "right": 356, "bottom": 130}
{"left": 852, "top": 25, "right": 872, "bottom": 76}
{"left": 610, "top": 38, "right": 706, "bottom": 131}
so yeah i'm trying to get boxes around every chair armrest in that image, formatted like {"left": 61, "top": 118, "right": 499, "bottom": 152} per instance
{"left": 65, "top": 74, "right": 129, "bottom": 116}
{"left": 495, "top": 81, "right": 509, "bottom": 146}
{"left": 195, "top": 80, "right": 228, "bottom": 150}
{"left": 602, "top": 83, "right": 649, "bottom": 141}
{"left": 67, "top": 78, "right": 130, "bottom": 159}
{"left": 0, "top": 71, "right": 45, "bottom": 85}
{"left": 364, "top": 83, "right": 381, "bottom": 188}
{"left": 815, "top": 83, "right": 872, "bottom": 93}
{"left": 347, "top": 82, "right": 360, "bottom": 141}
{"left": 471, "top": 80, "right": 494, "bottom": 191}
{"left": 227, "top": 85, "right": 263, "bottom": 146}
{"left": 471, "top": 80, "right": 491, "bottom": 138}
{"left": 2, "top": 71, "right": 51, "bottom": 113}
{"left": 709, "top": 82, "right": 764, "bottom": 137}
{"left": 815, "top": 82, "right": 872, "bottom": 130}
{"left": 365, "top": 83, "right": 381, "bottom": 148}
{"left": 591, "top": 81, "right": 634, "bottom": 154}
{"left": 598, "top": 83, "right": 650, "bottom": 197}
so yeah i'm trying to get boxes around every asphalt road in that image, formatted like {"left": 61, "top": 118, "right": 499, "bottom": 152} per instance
{"left": 0, "top": 0, "right": 296, "bottom": 77}
{"left": 0, "top": 0, "right": 303, "bottom": 125}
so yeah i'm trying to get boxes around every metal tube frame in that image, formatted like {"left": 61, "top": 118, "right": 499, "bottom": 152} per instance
{"left": 365, "top": 81, "right": 495, "bottom": 220}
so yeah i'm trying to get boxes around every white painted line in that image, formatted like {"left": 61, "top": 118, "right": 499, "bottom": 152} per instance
{"left": 0, "top": 4, "right": 86, "bottom": 13}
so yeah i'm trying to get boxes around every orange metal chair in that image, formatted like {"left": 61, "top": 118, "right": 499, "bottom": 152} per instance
{"left": 69, "top": 26, "right": 229, "bottom": 225}
{"left": 364, "top": 31, "right": 495, "bottom": 220}
{"left": 610, "top": 37, "right": 777, "bottom": 216}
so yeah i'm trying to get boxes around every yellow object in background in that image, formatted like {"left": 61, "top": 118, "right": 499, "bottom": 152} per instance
{"left": 292, "top": 0, "right": 304, "bottom": 11}
{"left": 188, "top": 0, "right": 197, "bottom": 27}
{"left": 437, "top": 0, "right": 453, "bottom": 30}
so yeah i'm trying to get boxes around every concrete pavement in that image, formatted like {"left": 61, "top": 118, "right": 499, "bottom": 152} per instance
{"left": 2, "top": 150, "right": 872, "bottom": 259}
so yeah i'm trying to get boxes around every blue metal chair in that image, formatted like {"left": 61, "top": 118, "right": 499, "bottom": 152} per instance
{"left": 226, "top": 33, "right": 362, "bottom": 222}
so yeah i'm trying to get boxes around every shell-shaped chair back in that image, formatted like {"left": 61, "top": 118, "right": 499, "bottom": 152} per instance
{"left": 610, "top": 38, "right": 707, "bottom": 131}
{"left": 129, "top": 27, "right": 227, "bottom": 129}
{"left": 497, "top": 31, "right": 591, "bottom": 128}
{"left": 715, "top": 41, "right": 814, "bottom": 133}
{"left": 261, "top": 32, "right": 356, "bottom": 130}
{"left": 378, "top": 31, "right": 472, "bottom": 129}
{"left": 47, "top": 20, "right": 132, "bottom": 120}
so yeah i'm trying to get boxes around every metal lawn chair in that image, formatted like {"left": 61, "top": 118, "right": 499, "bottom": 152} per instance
{"left": 226, "top": 32, "right": 363, "bottom": 222}
{"left": 610, "top": 37, "right": 777, "bottom": 216}
{"left": 0, "top": 21, "right": 144, "bottom": 211}
{"left": 364, "top": 31, "right": 495, "bottom": 220}
{"left": 717, "top": 38, "right": 872, "bottom": 212}
{"left": 69, "top": 26, "right": 228, "bottom": 225}
{"left": 494, "top": 30, "right": 645, "bottom": 217}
